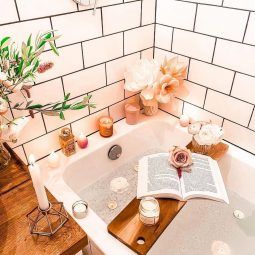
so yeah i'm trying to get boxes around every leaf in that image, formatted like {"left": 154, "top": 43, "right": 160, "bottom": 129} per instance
{"left": 70, "top": 105, "right": 86, "bottom": 110}
{"left": 44, "top": 35, "right": 61, "bottom": 42}
{"left": 25, "top": 100, "right": 33, "bottom": 108}
{"left": 42, "top": 110, "right": 59, "bottom": 116}
{"left": 49, "top": 42, "right": 59, "bottom": 56}
{"left": 38, "top": 40, "right": 46, "bottom": 49}
{"left": 27, "top": 34, "right": 32, "bottom": 46}
{"left": 52, "top": 102, "right": 62, "bottom": 110}
{"left": 59, "top": 111, "right": 65, "bottom": 120}
{"left": 17, "top": 59, "right": 24, "bottom": 74}
{"left": 32, "top": 59, "right": 40, "bottom": 72}
{"left": 64, "top": 93, "right": 70, "bottom": 101}
{"left": 1, "top": 37, "right": 11, "bottom": 48}
{"left": 27, "top": 104, "right": 43, "bottom": 109}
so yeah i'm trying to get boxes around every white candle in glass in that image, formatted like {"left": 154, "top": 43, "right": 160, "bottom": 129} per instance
{"left": 139, "top": 197, "right": 160, "bottom": 226}
{"left": 48, "top": 151, "right": 60, "bottom": 168}
{"left": 28, "top": 155, "right": 49, "bottom": 211}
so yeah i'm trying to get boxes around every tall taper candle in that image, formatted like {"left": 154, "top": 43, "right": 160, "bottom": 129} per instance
{"left": 28, "top": 155, "right": 49, "bottom": 211}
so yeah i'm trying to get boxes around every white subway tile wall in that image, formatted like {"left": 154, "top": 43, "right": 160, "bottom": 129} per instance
{"left": 3, "top": 0, "right": 155, "bottom": 163}
{"left": 3, "top": 0, "right": 255, "bottom": 161}
{"left": 156, "top": 0, "right": 255, "bottom": 154}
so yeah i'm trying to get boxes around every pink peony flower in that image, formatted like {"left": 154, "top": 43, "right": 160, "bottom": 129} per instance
{"left": 169, "top": 146, "right": 193, "bottom": 172}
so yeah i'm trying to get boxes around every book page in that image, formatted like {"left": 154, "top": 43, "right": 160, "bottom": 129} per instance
{"left": 137, "top": 153, "right": 182, "bottom": 199}
{"left": 180, "top": 153, "right": 228, "bottom": 203}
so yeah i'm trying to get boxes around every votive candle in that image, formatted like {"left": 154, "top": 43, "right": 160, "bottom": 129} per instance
{"left": 125, "top": 103, "right": 140, "bottom": 125}
{"left": 99, "top": 116, "right": 113, "bottom": 137}
{"left": 77, "top": 132, "right": 88, "bottom": 149}
{"left": 48, "top": 151, "right": 60, "bottom": 168}
{"left": 28, "top": 155, "right": 49, "bottom": 211}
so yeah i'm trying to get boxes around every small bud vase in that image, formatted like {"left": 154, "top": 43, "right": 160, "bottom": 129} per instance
{"left": 0, "top": 142, "right": 11, "bottom": 170}
{"left": 141, "top": 98, "right": 159, "bottom": 116}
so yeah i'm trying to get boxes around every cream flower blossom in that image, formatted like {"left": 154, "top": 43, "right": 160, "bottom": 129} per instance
{"left": 194, "top": 124, "right": 223, "bottom": 145}
{"left": 124, "top": 59, "right": 160, "bottom": 92}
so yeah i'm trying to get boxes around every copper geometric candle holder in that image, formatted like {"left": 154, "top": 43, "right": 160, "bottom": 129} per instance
{"left": 27, "top": 202, "right": 68, "bottom": 236}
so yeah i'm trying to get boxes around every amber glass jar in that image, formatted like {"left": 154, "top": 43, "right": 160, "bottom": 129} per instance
{"left": 59, "top": 128, "right": 76, "bottom": 157}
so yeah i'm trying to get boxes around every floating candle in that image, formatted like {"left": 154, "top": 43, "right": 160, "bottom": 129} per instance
{"left": 28, "top": 155, "right": 49, "bottom": 211}
{"left": 77, "top": 132, "right": 88, "bottom": 149}
{"left": 179, "top": 114, "right": 190, "bottom": 127}
{"left": 99, "top": 116, "right": 113, "bottom": 137}
{"left": 48, "top": 151, "right": 60, "bottom": 168}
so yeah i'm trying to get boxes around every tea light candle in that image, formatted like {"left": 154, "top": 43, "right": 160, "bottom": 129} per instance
{"left": 125, "top": 103, "right": 140, "bottom": 125}
{"left": 28, "top": 155, "right": 49, "bottom": 211}
{"left": 139, "top": 197, "right": 160, "bottom": 226}
{"left": 48, "top": 151, "right": 60, "bottom": 168}
{"left": 77, "top": 132, "right": 88, "bottom": 149}
{"left": 179, "top": 114, "right": 190, "bottom": 127}
{"left": 99, "top": 116, "right": 113, "bottom": 137}
{"left": 72, "top": 200, "right": 88, "bottom": 219}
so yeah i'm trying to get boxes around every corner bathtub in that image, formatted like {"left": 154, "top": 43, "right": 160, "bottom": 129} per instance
{"left": 44, "top": 111, "right": 255, "bottom": 255}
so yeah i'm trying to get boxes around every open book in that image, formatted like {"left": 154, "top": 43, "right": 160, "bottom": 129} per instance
{"left": 137, "top": 153, "right": 229, "bottom": 204}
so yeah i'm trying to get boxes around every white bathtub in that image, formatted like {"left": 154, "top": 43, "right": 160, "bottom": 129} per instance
{"left": 43, "top": 111, "right": 255, "bottom": 255}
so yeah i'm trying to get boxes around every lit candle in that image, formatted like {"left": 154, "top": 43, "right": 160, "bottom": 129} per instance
{"left": 179, "top": 114, "right": 190, "bottom": 127}
{"left": 139, "top": 197, "right": 160, "bottom": 226}
{"left": 48, "top": 151, "right": 60, "bottom": 168}
{"left": 77, "top": 132, "right": 88, "bottom": 149}
{"left": 99, "top": 116, "right": 113, "bottom": 137}
{"left": 28, "top": 155, "right": 49, "bottom": 211}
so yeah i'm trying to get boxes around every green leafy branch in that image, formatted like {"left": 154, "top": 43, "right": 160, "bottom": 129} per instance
{"left": 12, "top": 94, "right": 96, "bottom": 120}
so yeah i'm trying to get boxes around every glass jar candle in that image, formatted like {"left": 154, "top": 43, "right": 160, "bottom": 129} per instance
{"left": 99, "top": 116, "right": 113, "bottom": 137}
{"left": 139, "top": 197, "right": 160, "bottom": 226}
{"left": 125, "top": 103, "right": 140, "bottom": 125}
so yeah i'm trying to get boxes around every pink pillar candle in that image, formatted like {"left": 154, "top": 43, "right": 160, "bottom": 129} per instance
{"left": 125, "top": 103, "right": 140, "bottom": 125}
{"left": 77, "top": 132, "right": 88, "bottom": 149}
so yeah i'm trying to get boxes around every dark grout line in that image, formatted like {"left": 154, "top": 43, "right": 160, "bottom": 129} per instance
{"left": 13, "top": 0, "right": 21, "bottom": 21}
{"left": 153, "top": 0, "right": 158, "bottom": 58}
{"left": 193, "top": 4, "right": 198, "bottom": 32}
{"left": 242, "top": 11, "right": 251, "bottom": 43}
{"left": 0, "top": 0, "right": 143, "bottom": 27}
{"left": 174, "top": 0, "right": 253, "bottom": 12}
{"left": 100, "top": 7, "right": 104, "bottom": 36}
{"left": 211, "top": 38, "right": 217, "bottom": 63}
{"left": 248, "top": 105, "right": 255, "bottom": 127}
{"left": 229, "top": 72, "right": 236, "bottom": 96}
{"left": 171, "top": 28, "right": 174, "bottom": 51}
{"left": 156, "top": 22, "right": 255, "bottom": 48}
{"left": 80, "top": 42, "right": 85, "bottom": 69}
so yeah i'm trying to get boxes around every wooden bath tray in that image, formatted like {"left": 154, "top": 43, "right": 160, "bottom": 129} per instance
{"left": 108, "top": 198, "right": 186, "bottom": 255}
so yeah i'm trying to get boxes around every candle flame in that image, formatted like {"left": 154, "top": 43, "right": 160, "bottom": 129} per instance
{"left": 28, "top": 154, "right": 36, "bottom": 165}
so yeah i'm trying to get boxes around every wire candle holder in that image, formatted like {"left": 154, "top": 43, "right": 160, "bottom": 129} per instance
{"left": 27, "top": 202, "right": 68, "bottom": 236}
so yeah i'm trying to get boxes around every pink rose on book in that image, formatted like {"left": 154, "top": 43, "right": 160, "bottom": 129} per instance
{"left": 169, "top": 146, "right": 193, "bottom": 172}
